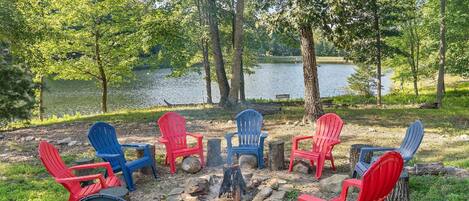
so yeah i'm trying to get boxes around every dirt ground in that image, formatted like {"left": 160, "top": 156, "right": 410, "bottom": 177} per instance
{"left": 0, "top": 119, "right": 462, "bottom": 200}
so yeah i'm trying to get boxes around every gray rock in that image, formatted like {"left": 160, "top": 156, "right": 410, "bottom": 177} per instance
{"left": 57, "top": 137, "right": 72, "bottom": 145}
{"left": 182, "top": 156, "right": 202, "bottom": 174}
{"left": 227, "top": 120, "right": 234, "bottom": 124}
{"left": 168, "top": 187, "right": 184, "bottom": 196}
{"left": 319, "top": 174, "right": 349, "bottom": 193}
{"left": 184, "top": 178, "right": 209, "bottom": 196}
{"left": 266, "top": 190, "right": 286, "bottom": 201}
{"left": 0, "top": 134, "right": 5, "bottom": 140}
{"left": 181, "top": 193, "right": 198, "bottom": 201}
{"left": 166, "top": 195, "right": 182, "bottom": 201}
{"left": 239, "top": 155, "right": 258, "bottom": 169}
{"left": 67, "top": 141, "right": 78, "bottom": 146}
{"left": 293, "top": 161, "right": 311, "bottom": 174}
{"left": 25, "top": 136, "right": 35, "bottom": 141}
{"left": 253, "top": 187, "right": 273, "bottom": 201}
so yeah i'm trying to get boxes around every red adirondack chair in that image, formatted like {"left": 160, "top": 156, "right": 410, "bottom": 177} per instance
{"left": 38, "top": 141, "right": 121, "bottom": 201}
{"left": 298, "top": 151, "right": 404, "bottom": 201}
{"left": 288, "top": 113, "right": 344, "bottom": 179}
{"left": 157, "top": 112, "right": 204, "bottom": 174}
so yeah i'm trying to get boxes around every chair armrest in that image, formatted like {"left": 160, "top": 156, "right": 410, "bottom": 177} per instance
{"left": 292, "top": 135, "right": 313, "bottom": 150}
{"left": 225, "top": 132, "right": 237, "bottom": 148}
{"left": 56, "top": 174, "right": 107, "bottom": 188}
{"left": 260, "top": 131, "right": 268, "bottom": 138}
{"left": 359, "top": 147, "right": 396, "bottom": 163}
{"left": 69, "top": 162, "right": 114, "bottom": 177}
{"left": 122, "top": 143, "right": 149, "bottom": 150}
{"left": 336, "top": 179, "right": 362, "bottom": 200}
{"left": 96, "top": 153, "right": 121, "bottom": 160}
{"left": 187, "top": 132, "right": 203, "bottom": 139}
{"left": 158, "top": 137, "right": 169, "bottom": 144}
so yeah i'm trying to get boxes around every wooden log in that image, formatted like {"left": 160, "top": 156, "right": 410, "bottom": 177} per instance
{"left": 414, "top": 162, "right": 445, "bottom": 175}
{"left": 268, "top": 141, "right": 285, "bottom": 171}
{"left": 386, "top": 171, "right": 409, "bottom": 201}
{"left": 219, "top": 165, "right": 247, "bottom": 201}
{"left": 206, "top": 138, "right": 224, "bottom": 167}
{"left": 349, "top": 144, "right": 373, "bottom": 177}
{"left": 100, "top": 187, "right": 130, "bottom": 201}
{"left": 74, "top": 158, "right": 95, "bottom": 186}
{"left": 136, "top": 144, "right": 155, "bottom": 175}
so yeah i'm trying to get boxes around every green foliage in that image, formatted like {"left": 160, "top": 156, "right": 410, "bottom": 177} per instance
{"left": 284, "top": 189, "right": 300, "bottom": 201}
{"left": 410, "top": 176, "right": 469, "bottom": 201}
{"left": 347, "top": 63, "right": 377, "bottom": 96}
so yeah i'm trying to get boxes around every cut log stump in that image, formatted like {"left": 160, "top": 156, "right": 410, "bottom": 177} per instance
{"left": 414, "top": 162, "right": 445, "bottom": 175}
{"left": 268, "top": 141, "right": 285, "bottom": 171}
{"left": 349, "top": 144, "right": 373, "bottom": 177}
{"left": 136, "top": 145, "right": 155, "bottom": 175}
{"left": 206, "top": 138, "right": 224, "bottom": 167}
{"left": 386, "top": 170, "right": 409, "bottom": 201}
{"left": 74, "top": 158, "right": 95, "bottom": 186}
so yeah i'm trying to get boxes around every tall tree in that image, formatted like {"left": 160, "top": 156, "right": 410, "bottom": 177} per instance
{"left": 435, "top": 0, "right": 446, "bottom": 108}
{"left": 47, "top": 0, "right": 144, "bottom": 113}
{"left": 263, "top": 0, "right": 328, "bottom": 121}
{"left": 204, "top": 0, "right": 230, "bottom": 107}
{"left": 228, "top": 0, "right": 245, "bottom": 104}
{"left": 331, "top": 0, "right": 408, "bottom": 105}
{"left": 195, "top": 0, "right": 213, "bottom": 104}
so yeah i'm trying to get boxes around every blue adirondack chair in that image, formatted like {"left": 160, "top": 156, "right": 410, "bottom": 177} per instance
{"left": 88, "top": 122, "right": 157, "bottom": 191}
{"left": 353, "top": 120, "right": 424, "bottom": 178}
{"left": 226, "top": 109, "right": 267, "bottom": 168}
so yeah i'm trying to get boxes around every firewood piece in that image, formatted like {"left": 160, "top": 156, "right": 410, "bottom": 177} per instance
{"left": 349, "top": 144, "right": 373, "bottom": 177}
{"left": 219, "top": 165, "right": 247, "bottom": 201}
{"left": 414, "top": 162, "right": 445, "bottom": 175}
{"left": 386, "top": 171, "right": 409, "bottom": 201}
{"left": 268, "top": 141, "right": 285, "bottom": 171}
{"left": 136, "top": 145, "right": 155, "bottom": 175}
{"left": 74, "top": 158, "right": 95, "bottom": 186}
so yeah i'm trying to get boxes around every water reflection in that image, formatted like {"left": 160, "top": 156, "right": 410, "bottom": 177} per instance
{"left": 44, "top": 63, "right": 391, "bottom": 116}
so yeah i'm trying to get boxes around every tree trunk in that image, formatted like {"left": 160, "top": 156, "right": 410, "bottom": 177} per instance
{"left": 373, "top": 5, "right": 382, "bottom": 106}
{"left": 205, "top": 0, "right": 230, "bottom": 107}
{"left": 436, "top": 0, "right": 446, "bottom": 108}
{"left": 386, "top": 172, "right": 409, "bottom": 201}
{"left": 196, "top": 0, "right": 212, "bottom": 104}
{"left": 38, "top": 75, "right": 45, "bottom": 120}
{"left": 95, "top": 30, "right": 108, "bottom": 113}
{"left": 240, "top": 57, "right": 245, "bottom": 102}
{"left": 228, "top": 0, "right": 245, "bottom": 104}
{"left": 299, "top": 25, "right": 324, "bottom": 123}
{"left": 268, "top": 141, "right": 285, "bottom": 171}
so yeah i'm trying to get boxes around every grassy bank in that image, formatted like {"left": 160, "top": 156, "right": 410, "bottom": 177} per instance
{"left": 257, "top": 56, "right": 350, "bottom": 64}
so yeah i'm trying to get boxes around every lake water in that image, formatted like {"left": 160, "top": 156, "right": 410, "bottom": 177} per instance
{"left": 43, "top": 63, "right": 392, "bottom": 116}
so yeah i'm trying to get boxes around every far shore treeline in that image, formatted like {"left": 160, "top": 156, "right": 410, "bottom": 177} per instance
{"left": 1, "top": 0, "right": 468, "bottom": 126}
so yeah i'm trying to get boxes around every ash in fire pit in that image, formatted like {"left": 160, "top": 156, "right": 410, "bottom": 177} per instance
{"left": 219, "top": 165, "right": 247, "bottom": 201}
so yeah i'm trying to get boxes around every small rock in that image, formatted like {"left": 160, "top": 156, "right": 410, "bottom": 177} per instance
{"left": 267, "top": 178, "right": 280, "bottom": 190}
{"left": 368, "top": 128, "right": 377, "bottom": 132}
{"left": 0, "top": 134, "right": 5, "bottom": 140}
{"left": 239, "top": 155, "right": 258, "bottom": 169}
{"left": 253, "top": 187, "right": 273, "bottom": 201}
{"left": 168, "top": 187, "right": 184, "bottom": 196}
{"left": 278, "top": 184, "right": 293, "bottom": 192}
{"left": 182, "top": 156, "right": 202, "bottom": 173}
{"left": 25, "top": 136, "right": 35, "bottom": 141}
{"left": 187, "top": 121, "right": 193, "bottom": 125}
{"left": 57, "top": 137, "right": 72, "bottom": 145}
{"left": 181, "top": 193, "right": 198, "bottom": 201}
{"left": 247, "top": 178, "right": 262, "bottom": 189}
{"left": 20, "top": 137, "right": 25, "bottom": 141}
{"left": 184, "top": 178, "right": 209, "bottom": 196}
{"left": 319, "top": 174, "right": 349, "bottom": 193}
{"left": 266, "top": 190, "right": 286, "bottom": 201}
{"left": 166, "top": 195, "right": 182, "bottom": 201}
{"left": 455, "top": 134, "right": 469, "bottom": 142}
{"left": 199, "top": 175, "right": 214, "bottom": 185}
{"left": 285, "top": 121, "right": 291, "bottom": 125}
{"left": 293, "top": 121, "right": 300, "bottom": 126}
{"left": 293, "top": 161, "right": 311, "bottom": 174}
{"left": 67, "top": 141, "right": 78, "bottom": 146}
{"left": 227, "top": 120, "right": 234, "bottom": 124}
{"left": 243, "top": 172, "right": 254, "bottom": 181}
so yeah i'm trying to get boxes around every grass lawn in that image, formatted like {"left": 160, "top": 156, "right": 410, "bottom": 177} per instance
{"left": 0, "top": 79, "right": 468, "bottom": 201}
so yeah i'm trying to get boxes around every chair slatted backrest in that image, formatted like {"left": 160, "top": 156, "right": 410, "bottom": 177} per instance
{"left": 38, "top": 141, "right": 80, "bottom": 194}
{"left": 88, "top": 122, "right": 126, "bottom": 168}
{"left": 359, "top": 151, "right": 404, "bottom": 201}
{"left": 158, "top": 112, "right": 188, "bottom": 151}
{"left": 235, "top": 109, "right": 263, "bottom": 147}
{"left": 398, "top": 120, "right": 424, "bottom": 162}
{"left": 312, "top": 113, "right": 344, "bottom": 153}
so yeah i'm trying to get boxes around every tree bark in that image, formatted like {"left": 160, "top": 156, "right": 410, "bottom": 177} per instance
{"left": 268, "top": 141, "right": 285, "bottom": 171}
{"left": 373, "top": 4, "right": 382, "bottom": 106}
{"left": 239, "top": 57, "right": 245, "bottom": 102}
{"left": 196, "top": 0, "right": 212, "bottom": 104}
{"left": 386, "top": 172, "right": 409, "bottom": 201}
{"left": 299, "top": 25, "right": 324, "bottom": 122}
{"left": 205, "top": 0, "right": 230, "bottom": 107}
{"left": 38, "top": 75, "right": 45, "bottom": 120}
{"left": 228, "top": 0, "right": 245, "bottom": 104}
{"left": 436, "top": 0, "right": 446, "bottom": 108}
{"left": 95, "top": 30, "right": 108, "bottom": 113}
